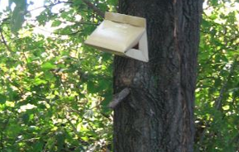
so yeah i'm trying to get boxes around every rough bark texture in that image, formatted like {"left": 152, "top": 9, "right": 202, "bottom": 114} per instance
{"left": 113, "top": 0, "right": 203, "bottom": 152}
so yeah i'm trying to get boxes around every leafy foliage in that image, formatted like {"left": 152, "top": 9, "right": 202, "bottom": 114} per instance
{"left": 195, "top": 0, "right": 239, "bottom": 151}
{"left": 0, "top": 0, "right": 115, "bottom": 151}
{"left": 0, "top": 0, "right": 239, "bottom": 152}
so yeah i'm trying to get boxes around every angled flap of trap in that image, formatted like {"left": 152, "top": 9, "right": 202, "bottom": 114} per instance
{"left": 85, "top": 12, "right": 148, "bottom": 62}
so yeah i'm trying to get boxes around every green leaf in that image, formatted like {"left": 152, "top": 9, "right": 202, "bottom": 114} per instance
{"left": 33, "top": 142, "right": 44, "bottom": 152}
{"left": 44, "top": 71, "right": 56, "bottom": 82}
{"left": 108, "top": 0, "right": 117, "bottom": 5}
{"left": 87, "top": 81, "right": 96, "bottom": 93}
{"left": 41, "top": 62, "right": 56, "bottom": 70}
{"left": 51, "top": 20, "right": 62, "bottom": 27}
{"left": 211, "top": 0, "right": 218, "bottom": 6}
{"left": 33, "top": 77, "right": 47, "bottom": 85}
{"left": 0, "top": 94, "right": 7, "bottom": 104}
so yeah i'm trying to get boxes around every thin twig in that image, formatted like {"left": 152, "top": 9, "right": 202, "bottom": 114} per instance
{"left": 214, "top": 56, "right": 238, "bottom": 109}
{"left": 82, "top": 0, "right": 104, "bottom": 18}
{"left": 27, "top": 1, "right": 72, "bottom": 13}
{"left": 0, "top": 30, "right": 13, "bottom": 52}
{"left": 108, "top": 88, "right": 130, "bottom": 109}
{"left": 66, "top": 117, "right": 79, "bottom": 135}
{"left": 77, "top": 21, "right": 99, "bottom": 25}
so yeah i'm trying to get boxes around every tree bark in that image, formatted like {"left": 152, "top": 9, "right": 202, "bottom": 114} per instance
{"left": 113, "top": 0, "right": 203, "bottom": 152}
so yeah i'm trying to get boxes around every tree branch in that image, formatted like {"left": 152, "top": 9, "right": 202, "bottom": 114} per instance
{"left": 108, "top": 88, "right": 130, "bottom": 109}
{"left": 0, "top": 30, "right": 13, "bottom": 52}
{"left": 27, "top": 1, "right": 72, "bottom": 13}
{"left": 214, "top": 56, "right": 238, "bottom": 109}
{"left": 82, "top": 0, "right": 104, "bottom": 18}
{"left": 28, "top": 0, "right": 104, "bottom": 18}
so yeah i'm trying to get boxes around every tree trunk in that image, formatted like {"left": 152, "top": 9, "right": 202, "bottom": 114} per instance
{"left": 113, "top": 0, "right": 203, "bottom": 152}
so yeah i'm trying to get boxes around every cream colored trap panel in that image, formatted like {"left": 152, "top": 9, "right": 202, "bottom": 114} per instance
{"left": 85, "top": 12, "right": 148, "bottom": 62}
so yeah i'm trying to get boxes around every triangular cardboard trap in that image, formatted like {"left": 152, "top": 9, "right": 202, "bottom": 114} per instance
{"left": 85, "top": 12, "right": 148, "bottom": 62}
